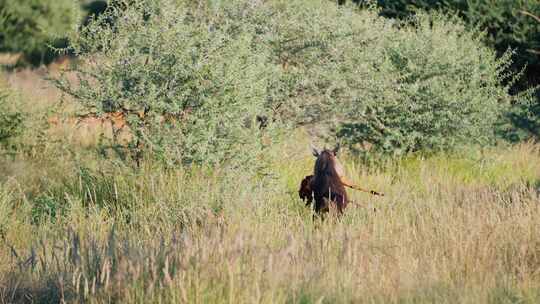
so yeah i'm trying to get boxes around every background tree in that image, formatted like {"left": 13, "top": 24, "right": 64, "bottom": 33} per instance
{"left": 345, "top": 0, "right": 540, "bottom": 141}
{"left": 56, "top": 0, "right": 288, "bottom": 167}
{"left": 57, "top": 0, "right": 519, "bottom": 162}
{"left": 0, "top": 89, "right": 23, "bottom": 151}
{"left": 0, "top": 0, "right": 79, "bottom": 65}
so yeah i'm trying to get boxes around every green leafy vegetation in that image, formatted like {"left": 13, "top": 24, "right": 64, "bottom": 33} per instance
{"left": 368, "top": 0, "right": 540, "bottom": 72}
{"left": 0, "top": 0, "right": 79, "bottom": 65}
{"left": 58, "top": 0, "right": 518, "bottom": 162}
{"left": 351, "top": 0, "right": 540, "bottom": 141}
{"left": 0, "top": 89, "right": 23, "bottom": 150}
{"left": 331, "top": 13, "right": 513, "bottom": 156}
{"left": 1, "top": 0, "right": 539, "bottom": 303}
{"left": 57, "top": 0, "right": 289, "bottom": 167}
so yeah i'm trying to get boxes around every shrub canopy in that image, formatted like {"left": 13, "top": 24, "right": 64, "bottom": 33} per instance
{"left": 0, "top": 89, "right": 23, "bottom": 150}
{"left": 352, "top": 0, "right": 540, "bottom": 141}
{"left": 58, "top": 0, "right": 518, "bottom": 163}
{"left": 263, "top": 3, "right": 516, "bottom": 156}
{"left": 0, "top": 0, "right": 79, "bottom": 65}
{"left": 327, "top": 13, "right": 515, "bottom": 155}
{"left": 58, "top": 0, "right": 287, "bottom": 167}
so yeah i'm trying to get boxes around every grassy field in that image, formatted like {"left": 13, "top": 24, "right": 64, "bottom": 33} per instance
{"left": 1, "top": 68, "right": 540, "bottom": 304}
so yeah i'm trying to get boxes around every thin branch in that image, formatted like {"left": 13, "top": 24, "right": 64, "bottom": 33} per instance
{"left": 520, "top": 10, "right": 540, "bottom": 23}
{"left": 526, "top": 48, "right": 540, "bottom": 55}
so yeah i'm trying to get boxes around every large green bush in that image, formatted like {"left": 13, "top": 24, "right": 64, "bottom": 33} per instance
{"left": 263, "top": 4, "right": 515, "bottom": 156}
{"left": 362, "top": 0, "right": 540, "bottom": 71}
{"left": 464, "top": 0, "right": 540, "bottom": 141}
{"left": 0, "top": 89, "right": 23, "bottom": 150}
{"left": 351, "top": 0, "right": 540, "bottom": 141}
{"left": 335, "top": 14, "right": 515, "bottom": 155}
{"left": 0, "top": 0, "right": 79, "bottom": 65}
{"left": 57, "top": 0, "right": 287, "bottom": 167}
{"left": 59, "top": 0, "right": 517, "bottom": 163}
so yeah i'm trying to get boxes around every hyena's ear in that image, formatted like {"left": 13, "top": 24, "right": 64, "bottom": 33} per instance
{"left": 310, "top": 144, "right": 320, "bottom": 157}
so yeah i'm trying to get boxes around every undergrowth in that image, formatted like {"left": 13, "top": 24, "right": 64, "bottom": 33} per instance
{"left": 1, "top": 130, "right": 539, "bottom": 303}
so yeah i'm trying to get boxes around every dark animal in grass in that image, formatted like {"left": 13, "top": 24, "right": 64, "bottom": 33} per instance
{"left": 299, "top": 145, "right": 384, "bottom": 217}
{"left": 298, "top": 174, "right": 315, "bottom": 206}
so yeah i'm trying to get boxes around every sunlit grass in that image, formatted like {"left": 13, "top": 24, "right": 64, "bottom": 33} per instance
{"left": 1, "top": 131, "right": 539, "bottom": 303}
{"left": 1, "top": 69, "right": 540, "bottom": 303}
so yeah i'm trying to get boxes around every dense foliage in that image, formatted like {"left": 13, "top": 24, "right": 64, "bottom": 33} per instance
{"left": 367, "top": 0, "right": 540, "bottom": 71}
{"left": 1, "top": 2, "right": 540, "bottom": 302}
{"left": 335, "top": 14, "right": 514, "bottom": 155}
{"left": 0, "top": 89, "right": 23, "bottom": 150}
{"left": 0, "top": 0, "right": 79, "bottom": 65}
{"left": 57, "top": 0, "right": 287, "bottom": 167}
{"left": 268, "top": 4, "right": 515, "bottom": 155}
{"left": 57, "top": 0, "right": 518, "bottom": 162}
{"left": 350, "top": 0, "right": 540, "bottom": 140}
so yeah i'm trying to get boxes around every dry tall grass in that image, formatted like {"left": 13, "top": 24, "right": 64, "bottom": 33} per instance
{"left": 1, "top": 69, "right": 540, "bottom": 303}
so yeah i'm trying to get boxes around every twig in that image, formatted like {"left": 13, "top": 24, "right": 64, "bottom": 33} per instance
{"left": 520, "top": 10, "right": 540, "bottom": 23}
